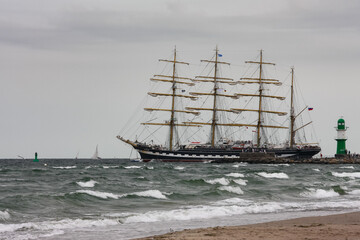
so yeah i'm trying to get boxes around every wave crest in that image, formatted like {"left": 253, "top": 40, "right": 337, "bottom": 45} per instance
{"left": 218, "top": 186, "right": 244, "bottom": 195}
{"left": 226, "top": 173, "right": 244, "bottom": 178}
{"left": 205, "top": 178, "right": 230, "bottom": 185}
{"left": 233, "top": 179, "right": 247, "bottom": 186}
{"left": 257, "top": 172, "right": 289, "bottom": 179}
{"left": 301, "top": 188, "right": 340, "bottom": 198}
{"left": 52, "top": 166, "right": 77, "bottom": 169}
{"left": 0, "top": 210, "right": 10, "bottom": 221}
{"left": 332, "top": 172, "right": 360, "bottom": 179}
{"left": 76, "top": 180, "right": 98, "bottom": 188}
{"left": 75, "top": 189, "right": 167, "bottom": 200}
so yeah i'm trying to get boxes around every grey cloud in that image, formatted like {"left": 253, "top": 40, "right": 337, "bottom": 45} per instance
{"left": 1, "top": 1, "right": 359, "bottom": 50}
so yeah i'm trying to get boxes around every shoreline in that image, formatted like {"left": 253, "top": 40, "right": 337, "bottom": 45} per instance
{"left": 136, "top": 211, "right": 360, "bottom": 240}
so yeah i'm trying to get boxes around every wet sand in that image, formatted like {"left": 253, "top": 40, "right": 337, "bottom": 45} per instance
{"left": 136, "top": 211, "right": 360, "bottom": 240}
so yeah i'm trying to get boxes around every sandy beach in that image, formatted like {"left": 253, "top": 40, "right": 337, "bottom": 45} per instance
{"left": 136, "top": 211, "right": 360, "bottom": 240}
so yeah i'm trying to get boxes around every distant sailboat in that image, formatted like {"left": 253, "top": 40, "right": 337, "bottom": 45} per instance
{"left": 91, "top": 145, "right": 101, "bottom": 159}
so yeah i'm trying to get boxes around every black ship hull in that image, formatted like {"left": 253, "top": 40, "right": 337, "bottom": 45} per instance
{"left": 133, "top": 144, "right": 321, "bottom": 163}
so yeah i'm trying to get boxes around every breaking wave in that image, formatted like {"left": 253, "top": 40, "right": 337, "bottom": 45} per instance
{"left": 339, "top": 166, "right": 355, "bottom": 169}
{"left": 232, "top": 163, "right": 247, "bottom": 168}
{"left": 76, "top": 190, "right": 119, "bottom": 199}
{"left": 332, "top": 172, "right": 360, "bottom": 179}
{"left": 301, "top": 188, "right": 340, "bottom": 199}
{"left": 52, "top": 166, "right": 77, "bottom": 169}
{"left": 123, "top": 201, "right": 286, "bottom": 224}
{"left": 233, "top": 179, "right": 247, "bottom": 186}
{"left": 127, "top": 190, "right": 167, "bottom": 199}
{"left": 205, "top": 178, "right": 230, "bottom": 185}
{"left": 349, "top": 190, "right": 360, "bottom": 195}
{"left": 76, "top": 180, "right": 98, "bottom": 188}
{"left": 75, "top": 189, "right": 167, "bottom": 200}
{"left": 226, "top": 173, "right": 244, "bottom": 178}
{"left": 0, "top": 218, "right": 119, "bottom": 233}
{"left": 218, "top": 186, "right": 244, "bottom": 195}
{"left": 124, "top": 166, "right": 142, "bottom": 169}
{"left": 102, "top": 166, "right": 118, "bottom": 169}
{"left": 257, "top": 172, "right": 289, "bottom": 179}
{"left": 0, "top": 210, "right": 10, "bottom": 221}
{"left": 174, "top": 166, "right": 185, "bottom": 170}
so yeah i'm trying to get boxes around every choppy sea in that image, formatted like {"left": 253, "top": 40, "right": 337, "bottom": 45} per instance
{"left": 1, "top": 159, "right": 360, "bottom": 240}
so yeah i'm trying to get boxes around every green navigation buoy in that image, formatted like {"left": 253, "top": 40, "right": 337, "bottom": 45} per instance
{"left": 34, "top": 152, "right": 39, "bottom": 162}
{"left": 335, "top": 118, "right": 347, "bottom": 155}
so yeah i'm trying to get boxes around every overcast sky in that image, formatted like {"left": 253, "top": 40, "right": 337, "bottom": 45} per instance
{"left": 1, "top": 0, "right": 359, "bottom": 158}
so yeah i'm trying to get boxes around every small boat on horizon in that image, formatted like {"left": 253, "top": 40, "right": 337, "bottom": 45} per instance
{"left": 91, "top": 145, "right": 101, "bottom": 160}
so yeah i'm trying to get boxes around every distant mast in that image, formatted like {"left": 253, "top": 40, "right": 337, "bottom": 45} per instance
{"left": 92, "top": 145, "right": 100, "bottom": 159}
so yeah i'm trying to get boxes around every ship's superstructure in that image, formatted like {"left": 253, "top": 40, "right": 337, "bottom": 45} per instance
{"left": 117, "top": 47, "right": 321, "bottom": 162}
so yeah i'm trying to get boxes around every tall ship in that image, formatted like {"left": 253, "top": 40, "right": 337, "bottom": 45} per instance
{"left": 117, "top": 47, "right": 321, "bottom": 162}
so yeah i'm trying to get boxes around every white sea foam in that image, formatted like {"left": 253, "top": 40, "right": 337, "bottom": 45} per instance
{"left": 313, "top": 169, "right": 320, "bottom": 172}
{"left": 76, "top": 180, "right": 98, "bottom": 188}
{"left": 103, "top": 166, "right": 118, "bottom": 169}
{"left": 340, "top": 166, "right": 355, "bottom": 169}
{"left": 128, "top": 190, "right": 167, "bottom": 199}
{"left": 75, "top": 189, "right": 167, "bottom": 200}
{"left": 233, "top": 179, "right": 248, "bottom": 186}
{"left": 264, "top": 164, "right": 290, "bottom": 167}
{"left": 257, "top": 172, "right": 289, "bottom": 179}
{"left": 218, "top": 186, "right": 244, "bottom": 195}
{"left": 85, "top": 165, "right": 99, "bottom": 169}
{"left": 0, "top": 210, "right": 10, "bottom": 220}
{"left": 349, "top": 189, "right": 360, "bottom": 195}
{"left": 174, "top": 166, "right": 185, "bottom": 170}
{"left": 332, "top": 172, "right": 360, "bottom": 179}
{"left": 213, "top": 198, "right": 252, "bottom": 206}
{"left": 226, "top": 173, "right": 245, "bottom": 178}
{"left": 124, "top": 166, "right": 142, "bottom": 169}
{"left": 76, "top": 190, "right": 120, "bottom": 199}
{"left": 52, "top": 166, "right": 77, "bottom": 169}
{"left": 41, "top": 229, "right": 65, "bottom": 238}
{"left": 232, "top": 163, "right": 247, "bottom": 168}
{"left": 0, "top": 218, "right": 119, "bottom": 233}
{"left": 146, "top": 166, "right": 154, "bottom": 170}
{"left": 123, "top": 201, "right": 285, "bottom": 224}
{"left": 205, "top": 177, "right": 230, "bottom": 185}
{"left": 301, "top": 188, "right": 340, "bottom": 199}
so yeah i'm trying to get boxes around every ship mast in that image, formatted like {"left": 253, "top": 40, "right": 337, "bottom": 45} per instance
{"left": 141, "top": 48, "right": 200, "bottom": 150}
{"left": 186, "top": 49, "right": 288, "bottom": 146}
{"left": 186, "top": 46, "right": 233, "bottom": 146}
{"left": 235, "top": 50, "right": 287, "bottom": 147}
{"left": 169, "top": 48, "right": 177, "bottom": 150}
{"left": 288, "top": 67, "right": 314, "bottom": 147}
{"left": 256, "top": 50, "right": 264, "bottom": 146}
{"left": 210, "top": 47, "right": 219, "bottom": 146}
{"left": 289, "top": 67, "right": 295, "bottom": 148}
